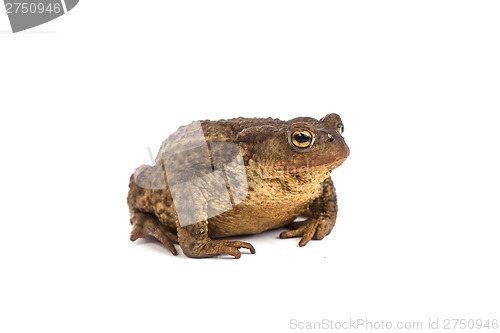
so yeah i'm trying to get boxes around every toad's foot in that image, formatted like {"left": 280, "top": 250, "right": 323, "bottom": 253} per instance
{"left": 178, "top": 222, "right": 255, "bottom": 259}
{"left": 130, "top": 210, "right": 179, "bottom": 255}
{"left": 279, "top": 215, "right": 334, "bottom": 247}
{"left": 192, "top": 240, "right": 255, "bottom": 259}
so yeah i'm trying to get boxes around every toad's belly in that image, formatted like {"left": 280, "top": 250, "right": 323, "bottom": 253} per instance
{"left": 207, "top": 184, "right": 321, "bottom": 238}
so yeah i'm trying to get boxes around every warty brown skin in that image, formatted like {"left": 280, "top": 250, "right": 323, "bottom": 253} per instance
{"left": 127, "top": 113, "right": 350, "bottom": 258}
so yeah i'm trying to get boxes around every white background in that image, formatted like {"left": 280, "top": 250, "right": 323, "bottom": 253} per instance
{"left": 1, "top": 1, "right": 499, "bottom": 332}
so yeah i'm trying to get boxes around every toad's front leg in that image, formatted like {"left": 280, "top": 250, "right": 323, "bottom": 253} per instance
{"left": 280, "top": 177, "right": 338, "bottom": 247}
{"left": 177, "top": 221, "right": 255, "bottom": 259}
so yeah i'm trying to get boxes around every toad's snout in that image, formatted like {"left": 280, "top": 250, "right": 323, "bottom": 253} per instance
{"left": 338, "top": 136, "right": 350, "bottom": 160}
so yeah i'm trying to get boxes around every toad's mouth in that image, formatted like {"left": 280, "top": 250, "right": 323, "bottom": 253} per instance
{"left": 248, "top": 156, "right": 348, "bottom": 180}
{"left": 291, "top": 156, "right": 348, "bottom": 174}
{"left": 276, "top": 151, "right": 350, "bottom": 171}
{"left": 325, "top": 156, "right": 349, "bottom": 170}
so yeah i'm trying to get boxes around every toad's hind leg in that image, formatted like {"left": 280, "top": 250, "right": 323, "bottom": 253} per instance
{"left": 130, "top": 209, "right": 179, "bottom": 255}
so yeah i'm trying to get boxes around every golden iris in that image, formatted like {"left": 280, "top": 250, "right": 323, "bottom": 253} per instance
{"left": 291, "top": 130, "right": 314, "bottom": 148}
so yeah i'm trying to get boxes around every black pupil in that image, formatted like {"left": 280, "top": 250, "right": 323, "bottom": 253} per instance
{"left": 295, "top": 133, "right": 310, "bottom": 144}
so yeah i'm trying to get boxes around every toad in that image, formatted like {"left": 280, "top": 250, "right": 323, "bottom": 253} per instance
{"left": 127, "top": 113, "right": 349, "bottom": 258}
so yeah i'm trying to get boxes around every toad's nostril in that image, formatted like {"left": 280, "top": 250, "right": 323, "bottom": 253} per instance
{"left": 327, "top": 133, "right": 334, "bottom": 142}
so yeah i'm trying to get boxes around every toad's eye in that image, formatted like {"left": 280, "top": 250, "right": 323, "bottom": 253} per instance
{"left": 336, "top": 123, "right": 344, "bottom": 135}
{"left": 290, "top": 129, "right": 314, "bottom": 149}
